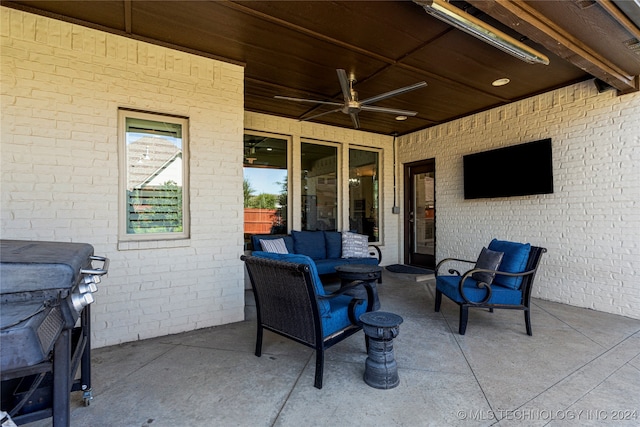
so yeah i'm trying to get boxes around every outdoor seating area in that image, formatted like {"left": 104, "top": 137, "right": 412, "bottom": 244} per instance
{"left": 1, "top": 3, "right": 639, "bottom": 426}
{"left": 23, "top": 269, "right": 640, "bottom": 426}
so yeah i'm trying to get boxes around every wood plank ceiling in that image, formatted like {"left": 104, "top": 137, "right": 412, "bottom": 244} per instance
{"left": 3, "top": 0, "right": 640, "bottom": 135}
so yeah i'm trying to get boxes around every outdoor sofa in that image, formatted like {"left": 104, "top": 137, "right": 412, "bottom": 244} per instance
{"left": 250, "top": 230, "right": 381, "bottom": 276}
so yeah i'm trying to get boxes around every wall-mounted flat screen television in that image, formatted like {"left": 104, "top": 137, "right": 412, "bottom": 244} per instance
{"left": 463, "top": 138, "right": 553, "bottom": 199}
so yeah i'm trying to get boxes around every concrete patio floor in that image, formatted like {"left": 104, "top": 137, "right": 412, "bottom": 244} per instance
{"left": 25, "top": 270, "right": 640, "bottom": 426}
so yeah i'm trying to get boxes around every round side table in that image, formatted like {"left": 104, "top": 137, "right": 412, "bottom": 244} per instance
{"left": 359, "top": 311, "right": 403, "bottom": 389}
{"left": 334, "top": 264, "right": 382, "bottom": 310}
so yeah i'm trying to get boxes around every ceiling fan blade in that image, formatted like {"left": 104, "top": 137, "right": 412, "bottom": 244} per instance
{"left": 336, "top": 69, "right": 353, "bottom": 102}
{"left": 350, "top": 112, "right": 360, "bottom": 129}
{"left": 360, "top": 81, "right": 427, "bottom": 106}
{"left": 275, "top": 95, "right": 343, "bottom": 106}
{"left": 300, "top": 108, "right": 342, "bottom": 122}
{"left": 360, "top": 105, "right": 418, "bottom": 116}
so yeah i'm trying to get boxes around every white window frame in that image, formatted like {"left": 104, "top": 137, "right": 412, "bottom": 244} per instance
{"left": 118, "top": 109, "right": 190, "bottom": 242}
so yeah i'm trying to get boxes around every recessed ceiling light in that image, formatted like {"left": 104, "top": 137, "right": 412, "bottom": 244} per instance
{"left": 492, "top": 78, "right": 511, "bottom": 87}
{"left": 395, "top": 115, "right": 408, "bottom": 121}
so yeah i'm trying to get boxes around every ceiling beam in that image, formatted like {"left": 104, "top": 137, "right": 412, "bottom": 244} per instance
{"left": 467, "top": 0, "right": 639, "bottom": 94}
{"left": 124, "top": 0, "right": 132, "bottom": 34}
{"left": 598, "top": 0, "right": 640, "bottom": 41}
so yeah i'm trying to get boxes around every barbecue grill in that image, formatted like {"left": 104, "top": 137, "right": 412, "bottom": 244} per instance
{"left": 0, "top": 240, "right": 108, "bottom": 427}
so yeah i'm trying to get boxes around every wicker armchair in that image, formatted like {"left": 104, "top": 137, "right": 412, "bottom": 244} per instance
{"left": 241, "top": 254, "right": 375, "bottom": 389}
{"left": 435, "top": 240, "right": 546, "bottom": 335}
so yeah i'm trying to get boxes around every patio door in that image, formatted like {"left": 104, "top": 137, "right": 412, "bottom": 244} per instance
{"left": 404, "top": 160, "right": 435, "bottom": 269}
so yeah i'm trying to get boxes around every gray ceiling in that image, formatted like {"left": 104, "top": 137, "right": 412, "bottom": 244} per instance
{"left": 3, "top": 0, "right": 639, "bottom": 135}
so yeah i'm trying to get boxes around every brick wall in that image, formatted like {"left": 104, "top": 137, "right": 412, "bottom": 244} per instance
{"left": 398, "top": 82, "right": 640, "bottom": 319}
{"left": 1, "top": 8, "right": 246, "bottom": 347}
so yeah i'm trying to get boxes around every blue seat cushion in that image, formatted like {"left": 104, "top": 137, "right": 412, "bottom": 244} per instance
{"left": 291, "top": 230, "right": 326, "bottom": 260}
{"left": 251, "top": 234, "right": 294, "bottom": 253}
{"left": 322, "top": 294, "right": 368, "bottom": 337}
{"left": 488, "top": 239, "right": 531, "bottom": 290}
{"left": 436, "top": 275, "right": 523, "bottom": 305}
{"left": 324, "top": 231, "right": 342, "bottom": 259}
{"left": 251, "top": 252, "right": 330, "bottom": 317}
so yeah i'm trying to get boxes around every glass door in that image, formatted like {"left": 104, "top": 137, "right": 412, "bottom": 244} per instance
{"left": 404, "top": 160, "right": 435, "bottom": 269}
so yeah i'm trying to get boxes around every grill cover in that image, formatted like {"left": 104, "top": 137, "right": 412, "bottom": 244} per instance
{"left": 0, "top": 240, "right": 94, "bottom": 293}
{"left": 1, "top": 239, "right": 96, "bottom": 371}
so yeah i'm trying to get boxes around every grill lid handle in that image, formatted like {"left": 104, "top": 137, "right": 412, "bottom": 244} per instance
{"left": 80, "top": 255, "right": 109, "bottom": 276}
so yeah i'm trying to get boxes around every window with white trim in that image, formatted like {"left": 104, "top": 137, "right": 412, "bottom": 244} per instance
{"left": 118, "top": 109, "right": 190, "bottom": 241}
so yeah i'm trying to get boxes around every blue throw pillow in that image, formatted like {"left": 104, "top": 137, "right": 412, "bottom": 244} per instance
{"left": 487, "top": 239, "right": 531, "bottom": 289}
{"left": 291, "top": 230, "right": 326, "bottom": 260}
{"left": 324, "top": 231, "right": 342, "bottom": 259}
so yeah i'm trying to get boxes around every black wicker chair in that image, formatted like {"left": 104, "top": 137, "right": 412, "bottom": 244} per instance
{"left": 241, "top": 254, "right": 375, "bottom": 389}
{"left": 435, "top": 241, "right": 546, "bottom": 335}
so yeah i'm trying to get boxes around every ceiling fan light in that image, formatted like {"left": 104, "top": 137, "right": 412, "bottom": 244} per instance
{"left": 414, "top": 0, "right": 550, "bottom": 65}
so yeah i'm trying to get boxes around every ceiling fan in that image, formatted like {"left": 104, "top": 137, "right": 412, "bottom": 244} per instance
{"left": 244, "top": 137, "right": 266, "bottom": 165}
{"left": 275, "top": 69, "right": 427, "bottom": 129}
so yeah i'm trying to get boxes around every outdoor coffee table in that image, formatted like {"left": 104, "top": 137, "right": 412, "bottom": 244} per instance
{"left": 334, "top": 264, "right": 382, "bottom": 310}
{"left": 359, "top": 311, "right": 404, "bottom": 389}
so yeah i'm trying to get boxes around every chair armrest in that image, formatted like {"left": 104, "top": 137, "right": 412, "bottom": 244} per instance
{"left": 435, "top": 257, "right": 475, "bottom": 276}
{"left": 457, "top": 269, "right": 494, "bottom": 304}
{"left": 318, "top": 280, "right": 375, "bottom": 323}
{"left": 456, "top": 267, "right": 540, "bottom": 305}
{"left": 368, "top": 245, "right": 382, "bottom": 264}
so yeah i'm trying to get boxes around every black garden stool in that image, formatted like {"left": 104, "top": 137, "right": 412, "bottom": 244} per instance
{"left": 359, "top": 311, "right": 403, "bottom": 389}
{"left": 335, "top": 264, "right": 382, "bottom": 310}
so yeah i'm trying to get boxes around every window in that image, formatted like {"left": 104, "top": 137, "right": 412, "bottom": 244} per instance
{"left": 301, "top": 142, "right": 338, "bottom": 231}
{"left": 243, "top": 132, "right": 289, "bottom": 247}
{"left": 349, "top": 148, "right": 379, "bottom": 242}
{"left": 118, "top": 109, "right": 189, "bottom": 241}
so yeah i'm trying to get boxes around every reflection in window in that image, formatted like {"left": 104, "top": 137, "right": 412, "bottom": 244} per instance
{"left": 119, "top": 109, "right": 189, "bottom": 241}
{"left": 349, "top": 148, "right": 379, "bottom": 242}
{"left": 301, "top": 142, "right": 338, "bottom": 231}
{"left": 243, "top": 133, "right": 288, "bottom": 247}
{"left": 414, "top": 171, "right": 435, "bottom": 256}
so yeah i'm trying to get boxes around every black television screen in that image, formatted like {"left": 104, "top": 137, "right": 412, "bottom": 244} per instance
{"left": 463, "top": 138, "right": 553, "bottom": 199}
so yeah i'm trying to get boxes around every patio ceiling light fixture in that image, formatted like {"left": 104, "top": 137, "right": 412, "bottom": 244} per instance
{"left": 414, "top": 0, "right": 550, "bottom": 65}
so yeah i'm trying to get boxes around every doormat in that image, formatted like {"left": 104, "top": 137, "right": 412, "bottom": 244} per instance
{"left": 385, "top": 264, "right": 434, "bottom": 275}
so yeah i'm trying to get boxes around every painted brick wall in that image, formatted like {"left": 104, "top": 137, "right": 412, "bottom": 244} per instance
{"left": 1, "top": 8, "right": 246, "bottom": 347}
{"left": 398, "top": 82, "right": 640, "bottom": 319}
